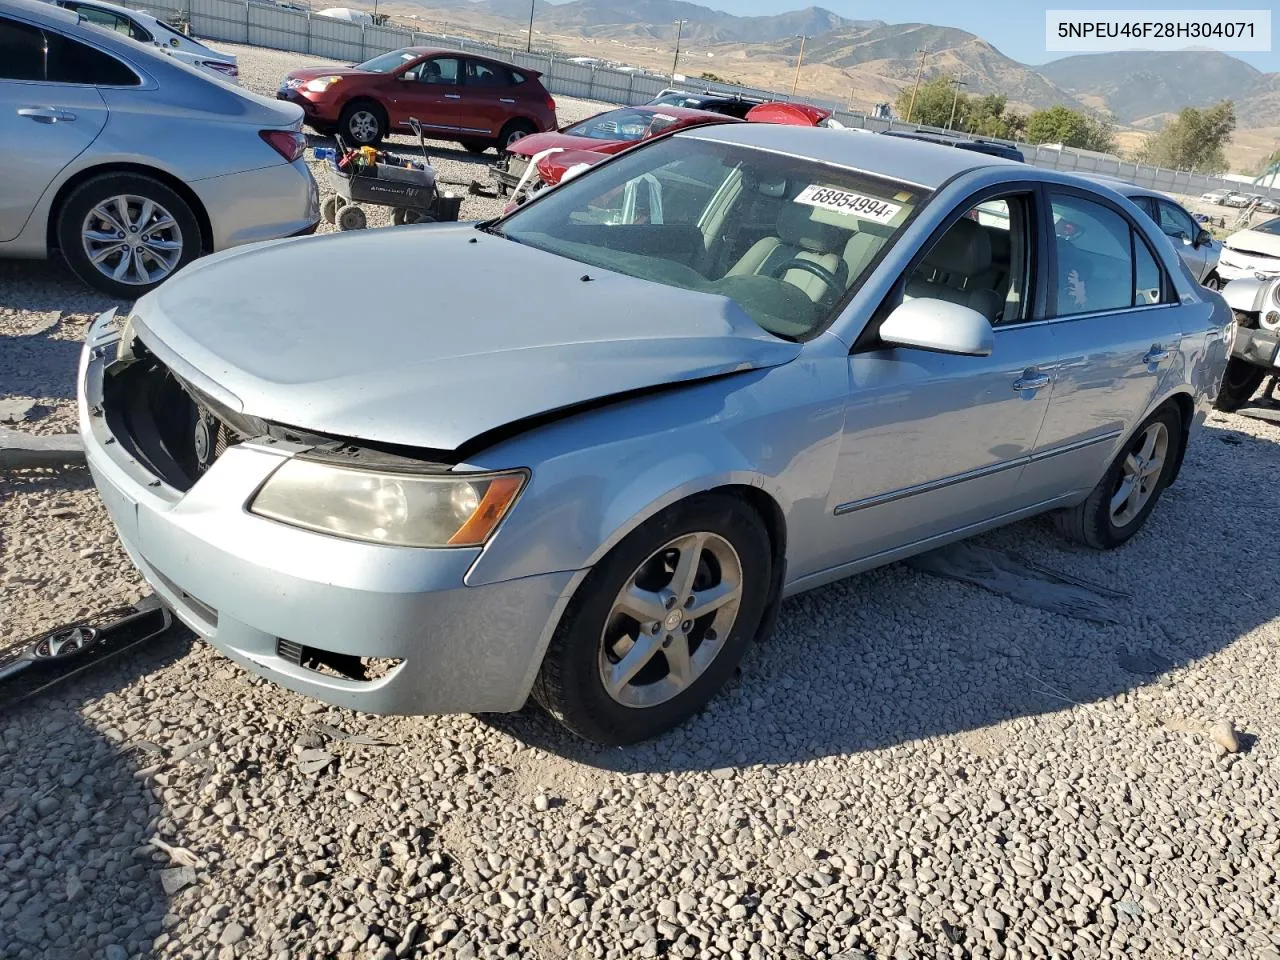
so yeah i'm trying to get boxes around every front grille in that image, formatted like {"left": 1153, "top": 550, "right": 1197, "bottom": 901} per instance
{"left": 277, "top": 638, "right": 305, "bottom": 665}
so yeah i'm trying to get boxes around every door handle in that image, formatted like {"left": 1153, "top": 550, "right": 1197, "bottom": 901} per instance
{"left": 444, "top": 94, "right": 462, "bottom": 100}
{"left": 1142, "top": 346, "right": 1170, "bottom": 366}
{"left": 1013, "top": 372, "right": 1051, "bottom": 392}
{"left": 18, "top": 106, "right": 76, "bottom": 123}
{"left": 499, "top": 97, "right": 516, "bottom": 103}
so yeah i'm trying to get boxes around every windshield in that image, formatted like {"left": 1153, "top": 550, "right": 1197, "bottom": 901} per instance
{"left": 494, "top": 136, "right": 926, "bottom": 339}
{"left": 563, "top": 108, "right": 683, "bottom": 142}
{"left": 1253, "top": 217, "right": 1280, "bottom": 235}
{"left": 356, "top": 49, "right": 418, "bottom": 73}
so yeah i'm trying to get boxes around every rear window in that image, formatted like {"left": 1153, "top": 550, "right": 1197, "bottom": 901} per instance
{"left": 564, "top": 108, "right": 684, "bottom": 142}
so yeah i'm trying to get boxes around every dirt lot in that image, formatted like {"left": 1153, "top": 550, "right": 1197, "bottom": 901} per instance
{"left": 2, "top": 44, "right": 1280, "bottom": 960}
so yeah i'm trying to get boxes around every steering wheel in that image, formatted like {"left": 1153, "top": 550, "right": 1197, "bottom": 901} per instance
{"left": 771, "top": 257, "right": 842, "bottom": 300}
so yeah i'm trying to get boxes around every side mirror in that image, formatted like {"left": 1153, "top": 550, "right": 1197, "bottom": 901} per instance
{"left": 880, "top": 297, "right": 994, "bottom": 357}
{"left": 1195, "top": 228, "right": 1213, "bottom": 248}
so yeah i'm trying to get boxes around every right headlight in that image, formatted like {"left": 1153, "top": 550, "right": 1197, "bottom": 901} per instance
{"left": 250, "top": 459, "right": 527, "bottom": 548}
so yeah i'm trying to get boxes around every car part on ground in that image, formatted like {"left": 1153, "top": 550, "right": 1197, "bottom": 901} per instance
{"left": 0, "top": 0, "right": 319, "bottom": 296}
{"left": 278, "top": 47, "right": 556, "bottom": 151}
{"left": 79, "top": 122, "right": 1230, "bottom": 743}
{"left": 0, "top": 600, "right": 171, "bottom": 709}
{"left": 1216, "top": 275, "right": 1280, "bottom": 410}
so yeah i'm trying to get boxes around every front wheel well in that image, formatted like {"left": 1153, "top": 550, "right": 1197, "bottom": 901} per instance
{"left": 47, "top": 163, "right": 213, "bottom": 255}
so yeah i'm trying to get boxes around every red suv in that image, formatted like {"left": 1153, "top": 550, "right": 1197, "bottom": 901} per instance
{"left": 279, "top": 47, "right": 557, "bottom": 152}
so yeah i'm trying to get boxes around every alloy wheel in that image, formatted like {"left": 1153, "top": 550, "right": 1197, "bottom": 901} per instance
{"left": 81, "top": 195, "right": 184, "bottom": 287}
{"left": 598, "top": 531, "right": 743, "bottom": 709}
{"left": 349, "top": 110, "right": 379, "bottom": 142}
{"left": 1110, "top": 421, "right": 1169, "bottom": 527}
{"left": 504, "top": 128, "right": 527, "bottom": 148}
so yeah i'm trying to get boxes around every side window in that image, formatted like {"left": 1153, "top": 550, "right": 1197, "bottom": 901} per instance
{"left": 509, "top": 69, "right": 526, "bottom": 85}
{"left": 0, "top": 18, "right": 46, "bottom": 81}
{"left": 74, "top": 6, "right": 129, "bottom": 36}
{"left": 466, "top": 60, "right": 509, "bottom": 87}
{"left": 1050, "top": 194, "right": 1134, "bottom": 316}
{"left": 45, "top": 32, "right": 138, "bottom": 85}
{"left": 1156, "top": 201, "right": 1197, "bottom": 244}
{"left": 1133, "top": 235, "right": 1165, "bottom": 305}
{"left": 410, "top": 56, "right": 459, "bottom": 85}
{"left": 904, "top": 194, "right": 1033, "bottom": 325}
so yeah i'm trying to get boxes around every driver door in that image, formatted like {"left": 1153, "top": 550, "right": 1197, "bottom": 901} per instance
{"left": 816, "top": 190, "right": 1060, "bottom": 573}
{"left": 386, "top": 55, "right": 461, "bottom": 134}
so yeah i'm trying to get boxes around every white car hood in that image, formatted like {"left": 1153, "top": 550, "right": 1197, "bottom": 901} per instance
{"left": 1224, "top": 228, "right": 1280, "bottom": 261}
{"left": 133, "top": 225, "right": 801, "bottom": 451}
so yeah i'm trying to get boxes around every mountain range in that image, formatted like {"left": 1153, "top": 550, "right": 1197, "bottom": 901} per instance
{"left": 408, "top": 0, "right": 1280, "bottom": 128}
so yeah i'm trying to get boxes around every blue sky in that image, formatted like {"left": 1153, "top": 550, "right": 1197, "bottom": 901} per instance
{"left": 636, "top": 0, "right": 1279, "bottom": 71}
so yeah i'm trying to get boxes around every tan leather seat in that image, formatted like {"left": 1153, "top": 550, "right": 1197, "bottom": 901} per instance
{"left": 728, "top": 204, "right": 848, "bottom": 302}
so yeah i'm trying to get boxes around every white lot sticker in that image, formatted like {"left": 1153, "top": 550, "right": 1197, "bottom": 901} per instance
{"left": 794, "top": 185, "right": 902, "bottom": 224}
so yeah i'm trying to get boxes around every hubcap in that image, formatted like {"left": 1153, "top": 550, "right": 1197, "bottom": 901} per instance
{"left": 350, "top": 110, "right": 378, "bottom": 142}
{"left": 598, "top": 531, "right": 743, "bottom": 709}
{"left": 505, "top": 128, "right": 526, "bottom": 147}
{"left": 81, "top": 195, "right": 183, "bottom": 287}
{"left": 1110, "top": 422, "right": 1168, "bottom": 527}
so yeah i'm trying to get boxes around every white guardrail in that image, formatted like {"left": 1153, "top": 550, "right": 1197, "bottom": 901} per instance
{"left": 137, "top": 0, "right": 1280, "bottom": 202}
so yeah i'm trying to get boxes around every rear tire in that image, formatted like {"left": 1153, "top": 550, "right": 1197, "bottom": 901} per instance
{"left": 57, "top": 173, "right": 201, "bottom": 299}
{"left": 321, "top": 195, "right": 340, "bottom": 224}
{"left": 497, "top": 119, "right": 535, "bottom": 151}
{"left": 339, "top": 100, "right": 385, "bottom": 146}
{"left": 1214, "top": 358, "right": 1266, "bottom": 412}
{"left": 336, "top": 204, "right": 366, "bottom": 231}
{"left": 532, "top": 493, "right": 773, "bottom": 745}
{"left": 1052, "top": 406, "right": 1183, "bottom": 550}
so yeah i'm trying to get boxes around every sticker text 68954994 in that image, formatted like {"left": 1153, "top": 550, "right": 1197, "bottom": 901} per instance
{"left": 794, "top": 185, "right": 903, "bottom": 224}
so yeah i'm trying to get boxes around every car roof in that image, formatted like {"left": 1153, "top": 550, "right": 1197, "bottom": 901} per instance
{"left": 1071, "top": 173, "right": 1174, "bottom": 203}
{"left": 680, "top": 121, "right": 1018, "bottom": 189}
{"left": 10, "top": 0, "right": 81, "bottom": 26}
{"left": 62, "top": 0, "right": 155, "bottom": 17}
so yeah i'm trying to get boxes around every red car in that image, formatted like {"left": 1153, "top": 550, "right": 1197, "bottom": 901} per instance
{"left": 278, "top": 47, "right": 557, "bottom": 151}
{"left": 491, "top": 104, "right": 735, "bottom": 195}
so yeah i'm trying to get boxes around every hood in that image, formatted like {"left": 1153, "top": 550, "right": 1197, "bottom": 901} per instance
{"left": 136, "top": 226, "right": 800, "bottom": 451}
{"left": 537, "top": 149, "right": 608, "bottom": 185}
{"left": 1224, "top": 228, "right": 1280, "bottom": 260}
{"left": 508, "top": 131, "right": 631, "bottom": 159}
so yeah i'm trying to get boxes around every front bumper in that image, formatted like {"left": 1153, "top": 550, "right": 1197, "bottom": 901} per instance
{"left": 1217, "top": 255, "right": 1280, "bottom": 284}
{"left": 77, "top": 313, "right": 575, "bottom": 715}
{"left": 191, "top": 159, "right": 320, "bottom": 250}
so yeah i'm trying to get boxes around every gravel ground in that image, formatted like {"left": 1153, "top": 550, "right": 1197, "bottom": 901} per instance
{"left": 3, "top": 44, "right": 1280, "bottom": 960}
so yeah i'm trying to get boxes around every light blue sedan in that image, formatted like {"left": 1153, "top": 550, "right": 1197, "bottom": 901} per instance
{"left": 78, "top": 123, "right": 1232, "bottom": 743}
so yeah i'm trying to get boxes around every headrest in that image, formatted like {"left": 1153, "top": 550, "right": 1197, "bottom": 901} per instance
{"left": 777, "top": 203, "right": 849, "bottom": 253}
{"left": 924, "top": 218, "right": 992, "bottom": 276}
{"left": 985, "top": 226, "right": 1011, "bottom": 261}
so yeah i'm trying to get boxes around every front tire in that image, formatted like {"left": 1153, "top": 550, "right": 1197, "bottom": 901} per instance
{"left": 497, "top": 119, "right": 535, "bottom": 151}
{"left": 339, "top": 101, "right": 385, "bottom": 146}
{"left": 57, "top": 173, "right": 201, "bottom": 298}
{"left": 532, "top": 493, "right": 773, "bottom": 744}
{"left": 1052, "top": 406, "right": 1183, "bottom": 550}
{"left": 1214, "top": 358, "right": 1266, "bottom": 412}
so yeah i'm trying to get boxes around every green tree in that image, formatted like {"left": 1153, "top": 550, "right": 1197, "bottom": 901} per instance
{"left": 1024, "top": 105, "right": 1116, "bottom": 153}
{"left": 963, "top": 93, "right": 1025, "bottom": 140}
{"left": 896, "top": 75, "right": 969, "bottom": 128}
{"left": 1134, "top": 101, "right": 1235, "bottom": 172}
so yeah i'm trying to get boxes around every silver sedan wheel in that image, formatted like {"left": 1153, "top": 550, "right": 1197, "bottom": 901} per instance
{"left": 1111, "top": 421, "right": 1168, "bottom": 527}
{"left": 348, "top": 110, "right": 379, "bottom": 142}
{"left": 598, "top": 531, "right": 743, "bottom": 709}
{"left": 81, "top": 195, "right": 183, "bottom": 287}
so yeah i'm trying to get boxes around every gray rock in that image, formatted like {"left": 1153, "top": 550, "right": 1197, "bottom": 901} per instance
{"left": 219, "top": 922, "right": 246, "bottom": 945}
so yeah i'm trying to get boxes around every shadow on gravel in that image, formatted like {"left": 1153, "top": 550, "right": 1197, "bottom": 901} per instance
{"left": 486, "top": 421, "right": 1280, "bottom": 772}
{"left": 0, "top": 258, "right": 122, "bottom": 315}
{"left": 0, "top": 329, "right": 85, "bottom": 402}
{"left": 0, "top": 627, "right": 194, "bottom": 960}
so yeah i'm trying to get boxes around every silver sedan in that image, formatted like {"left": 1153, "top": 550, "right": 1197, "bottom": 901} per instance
{"left": 1, "top": 0, "right": 318, "bottom": 297}
{"left": 79, "top": 123, "right": 1232, "bottom": 743}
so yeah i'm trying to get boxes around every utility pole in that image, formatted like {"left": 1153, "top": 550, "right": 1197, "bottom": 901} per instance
{"left": 791, "top": 34, "right": 808, "bottom": 96}
{"left": 671, "top": 19, "right": 689, "bottom": 79}
{"left": 525, "top": 0, "right": 535, "bottom": 52}
{"left": 946, "top": 78, "right": 968, "bottom": 130}
{"left": 905, "top": 48, "right": 927, "bottom": 124}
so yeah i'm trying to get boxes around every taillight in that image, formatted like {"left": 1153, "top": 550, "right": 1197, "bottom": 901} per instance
{"left": 260, "top": 129, "right": 306, "bottom": 162}
{"left": 545, "top": 93, "right": 556, "bottom": 112}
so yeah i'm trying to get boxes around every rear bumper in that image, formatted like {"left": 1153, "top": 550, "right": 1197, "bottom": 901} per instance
{"left": 192, "top": 160, "right": 320, "bottom": 250}
{"left": 77, "top": 314, "right": 575, "bottom": 715}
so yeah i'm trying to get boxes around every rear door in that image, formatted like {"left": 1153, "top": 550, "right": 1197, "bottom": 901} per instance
{"left": 385, "top": 55, "right": 461, "bottom": 135}
{"left": 0, "top": 16, "right": 110, "bottom": 243}
{"left": 1018, "top": 188, "right": 1187, "bottom": 502}
{"left": 460, "top": 57, "right": 515, "bottom": 140}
